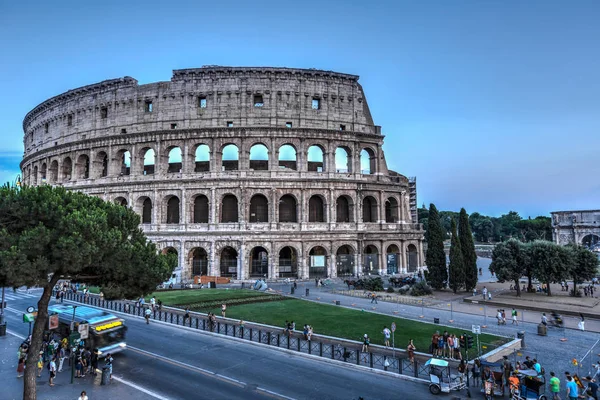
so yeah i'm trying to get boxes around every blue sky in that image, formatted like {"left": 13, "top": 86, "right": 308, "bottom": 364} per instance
{"left": 1, "top": 0, "right": 598, "bottom": 217}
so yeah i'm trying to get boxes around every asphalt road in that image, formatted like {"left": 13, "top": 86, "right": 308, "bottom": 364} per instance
{"left": 1, "top": 289, "right": 441, "bottom": 400}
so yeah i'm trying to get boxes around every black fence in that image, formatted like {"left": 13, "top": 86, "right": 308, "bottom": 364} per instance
{"left": 59, "top": 291, "right": 446, "bottom": 380}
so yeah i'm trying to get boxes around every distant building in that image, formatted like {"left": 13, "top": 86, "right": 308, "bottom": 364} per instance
{"left": 551, "top": 210, "right": 600, "bottom": 251}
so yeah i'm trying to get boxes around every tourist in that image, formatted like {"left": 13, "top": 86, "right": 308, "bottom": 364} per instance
{"left": 488, "top": 292, "right": 492, "bottom": 301}
{"left": 508, "top": 371, "right": 520, "bottom": 394}
{"left": 566, "top": 375, "right": 579, "bottom": 400}
{"left": 221, "top": 303, "right": 227, "bottom": 317}
{"left": 75, "top": 354, "right": 83, "bottom": 378}
{"left": 105, "top": 353, "right": 114, "bottom": 379}
{"left": 291, "top": 321, "right": 296, "bottom": 331}
{"left": 303, "top": 324, "right": 308, "bottom": 340}
{"left": 497, "top": 310, "right": 504, "bottom": 325}
{"left": 16, "top": 357, "right": 25, "bottom": 378}
{"left": 437, "top": 332, "right": 445, "bottom": 358}
{"left": 446, "top": 333, "right": 454, "bottom": 359}
{"left": 307, "top": 325, "right": 313, "bottom": 341}
{"left": 183, "top": 307, "right": 190, "bottom": 324}
{"left": 549, "top": 372, "right": 560, "bottom": 400}
{"left": 144, "top": 307, "right": 151, "bottom": 324}
{"left": 407, "top": 339, "right": 416, "bottom": 363}
{"left": 431, "top": 331, "right": 439, "bottom": 356}
{"left": 157, "top": 299, "right": 163, "bottom": 311}
{"left": 458, "top": 359, "right": 467, "bottom": 382}
{"left": 579, "top": 314, "right": 586, "bottom": 331}
{"left": 541, "top": 313, "right": 548, "bottom": 326}
{"left": 370, "top": 293, "right": 378, "bottom": 304}
{"left": 533, "top": 359, "right": 542, "bottom": 377}
{"left": 583, "top": 376, "right": 598, "bottom": 400}
{"left": 37, "top": 352, "right": 44, "bottom": 377}
{"left": 49, "top": 356, "right": 57, "bottom": 386}
{"left": 471, "top": 359, "right": 481, "bottom": 387}
{"left": 453, "top": 334, "right": 461, "bottom": 360}
{"left": 91, "top": 349, "right": 99, "bottom": 376}
{"left": 482, "top": 286, "right": 488, "bottom": 300}
{"left": 78, "top": 391, "right": 89, "bottom": 400}
{"left": 150, "top": 296, "right": 156, "bottom": 311}
{"left": 362, "top": 334, "right": 370, "bottom": 353}
{"left": 57, "top": 345, "right": 66, "bottom": 372}
{"left": 382, "top": 326, "right": 391, "bottom": 348}
{"left": 83, "top": 347, "right": 91, "bottom": 375}
{"left": 503, "top": 356, "right": 511, "bottom": 386}
{"left": 479, "top": 267, "right": 482, "bottom": 276}
{"left": 511, "top": 308, "right": 518, "bottom": 325}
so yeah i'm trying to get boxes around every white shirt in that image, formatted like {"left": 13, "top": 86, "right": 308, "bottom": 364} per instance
{"left": 150, "top": 298, "right": 156, "bottom": 305}
{"left": 78, "top": 396, "right": 89, "bottom": 400}
{"left": 383, "top": 328, "right": 391, "bottom": 339}
{"left": 49, "top": 360, "right": 56, "bottom": 372}
{"left": 145, "top": 309, "right": 151, "bottom": 316}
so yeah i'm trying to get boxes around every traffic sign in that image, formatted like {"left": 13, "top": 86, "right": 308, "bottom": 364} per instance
{"left": 472, "top": 325, "right": 481, "bottom": 335}
{"left": 391, "top": 322, "right": 396, "bottom": 332}
{"left": 48, "top": 314, "right": 59, "bottom": 330}
{"left": 78, "top": 323, "right": 89, "bottom": 340}
{"left": 26, "top": 306, "right": 35, "bottom": 313}
{"left": 23, "top": 313, "right": 35, "bottom": 323}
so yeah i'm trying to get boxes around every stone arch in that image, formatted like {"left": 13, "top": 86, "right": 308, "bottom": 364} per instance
{"left": 192, "top": 194, "right": 209, "bottom": 223}
{"left": 279, "top": 194, "right": 297, "bottom": 223}
{"left": 167, "top": 146, "right": 183, "bottom": 173}
{"left": 141, "top": 147, "right": 156, "bottom": 175}
{"left": 582, "top": 234, "right": 600, "bottom": 248}
{"left": 220, "top": 246, "right": 238, "bottom": 278}
{"left": 386, "top": 244, "right": 400, "bottom": 274}
{"left": 76, "top": 154, "right": 90, "bottom": 179}
{"left": 360, "top": 147, "right": 376, "bottom": 174}
{"left": 385, "top": 197, "right": 399, "bottom": 223}
{"left": 61, "top": 157, "right": 73, "bottom": 181}
{"left": 335, "top": 146, "right": 352, "bottom": 173}
{"left": 40, "top": 163, "right": 47, "bottom": 183}
{"left": 221, "top": 194, "right": 239, "bottom": 223}
{"left": 249, "top": 194, "right": 269, "bottom": 223}
{"left": 189, "top": 247, "right": 209, "bottom": 276}
{"left": 307, "top": 144, "right": 326, "bottom": 172}
{"left": 336, "top": 195, "right": 355, "bottom": 223}
{"left": 114, "top": 197, "right": 128, "bottom": 207}
{"left": 249, "top": 143, "right": 269, "bottom": 171}
{"left": 249, "top": 246, "right": 269, "bottom": 278}
{"left": 165, "top": 195, "right": 180, "bottom": 224}
{"left": 336, "top": 244, "right": 356, "bottom": 277}
{"left": 115, "top": 149, "right": 131, "bottom": 176}
{"left": 279, "top": 246, "right": 299, "bottom": 278}
{"left": 137, "top": 196, "right": 153, "bottom": 224}
{"left": 222, "top": 144, "right": 239, "bottom": 171}
{"left": 362, "top": 196, "right": 378, "bottom": 223}
{"left": 94, "top": 151, "right": 109, "bottom": 178}
{"left": 49, "top": 160, "right": 59, "bottom": 183}
{"left": 407, "top": 243, "right": 419, "bottom": 272}
{"left": 32, "top": 165, "right": 38, "bottom": 185}
{"left": 363, "top": 244, "right": 380, "bottom": 275}
{"left": 308, "top": 245, "right": 328, "bottom": 278}
{"left": 278, "top": 144, "right": 297, "bottom": 170}
{"left": 194, "top": 144, "right": 210, "bottom": 172}
{"left": 308, "top": 194, "right": 326, "bottom": 222}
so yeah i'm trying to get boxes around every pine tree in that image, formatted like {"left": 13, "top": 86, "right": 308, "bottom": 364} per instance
{"left": 459, "top": 208, "right": 478, "bottom": 291}
{"left": 448, "top": 218, "right": 465, "bottom": 293}
{"left": 425, "top": 203, "right": 447, "bottom": 290}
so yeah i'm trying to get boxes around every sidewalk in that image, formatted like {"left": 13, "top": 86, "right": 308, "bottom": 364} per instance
{"left": 0, "top": 332, "right": 147, "bottom": 400}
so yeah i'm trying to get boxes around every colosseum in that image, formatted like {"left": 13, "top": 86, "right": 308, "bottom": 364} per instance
{"left": 20, "top": 66, "right": 424, "bottom": 282}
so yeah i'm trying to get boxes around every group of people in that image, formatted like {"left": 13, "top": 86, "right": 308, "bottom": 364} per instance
{"left": 430, "top": 330, "right": 463, "bottom": 360}
{"left": 496, "top": 308, "right": 519, "bottom": 325}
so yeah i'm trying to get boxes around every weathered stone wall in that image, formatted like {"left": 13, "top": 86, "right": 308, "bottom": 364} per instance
{"left": 551, "top": 210, "right": 600, "bottom": 245}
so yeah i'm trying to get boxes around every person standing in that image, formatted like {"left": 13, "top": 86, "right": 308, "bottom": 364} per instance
{"left": 362, "top": 334, "right": 370, "bottom": 353}
{"left": 57, "top": 345, "right": 66, "bottom": 372}
{"left": 221, "top": 303, "right": 227, "bottom": 318}
{"left": 549, "top": 372, "right": 560, "bottom": 400}
{"left": 105, "top": 353, "right": 114, "bottom": 380}
{"left": 566, "top": 375, "right": 578, "bottom": 400}
{"left": 541, "top": 313, "right": 548, "bottom": 326}
{"left": 511, "top": 308, "right": 518, "bottom": 325}
{"left": 37, "top": 352, "right": 44, "bottom": 377}
{"left": 472, "top": 359, "right": 481, "bottom": 388}
{"left": 144, "top": 307, "right": 151, "bottom": 324}
{"left": 150, "top": 296, "right": 156, "bottom": 311}
{"left": 183, "top": 307, "right": 190, "bottom": 325}
{"left": 49, "top": 357, "right": 57, "bottom": 386}
{"left": 583, "top": 376, "right": 598, "bottom": 400}
{"left": 382, "top": 326, "right": 391, "bottom": 348}
{"left": 78, "top": 391, "right": 89, "bottom": 400}
{"left": 17, "top": 357, "right": 25, "bottom": 378}
{"left": 503, "top": 356, "right": 511, "bottom": 386}
{"left": 482, "top": 286, "right": 488, "bottom": 300}
{"left": 407, "top": 339, "right": 416, "bottom": 363}
{"left": 91, "top": 349, "right": 99, "bottom": 376}
{"left": 579, "top": 314, "right": 586, "bottom": 331}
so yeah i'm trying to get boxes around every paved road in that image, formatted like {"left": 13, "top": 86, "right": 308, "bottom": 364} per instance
{"left": 1, "top": 289, "right": 442, "bottom": 400}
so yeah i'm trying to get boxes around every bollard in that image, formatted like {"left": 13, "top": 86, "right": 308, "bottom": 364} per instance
{"left": 517, "top": 331, "right": 526, "bottom": 347}
{"left": 101, "top": 367, "right": 111, "bottom": 385}
{"left": 306, "top": 288, "right": 309, "bottom": 296}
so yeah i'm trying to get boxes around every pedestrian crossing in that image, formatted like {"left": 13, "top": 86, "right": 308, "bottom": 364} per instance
{"left": 1, "top": 288, "right": 43, "bottom": 301}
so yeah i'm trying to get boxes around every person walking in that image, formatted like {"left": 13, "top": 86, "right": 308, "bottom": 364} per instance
{"left": 549, "top": 371, "right": 560, "bottom": 400}
{"left": 541, "top": 313, "right": 548, "bottom": 326}
{"left": 370, "top": 293, "right": 378, "bottom": 304}
{"left": 382, "top": 326, "right": 391, "bottom": 348}
{"left": 583, "top": 376, "right": 598, "bottom": 400}
{"left": 183, "top": 307, "right": 190, "bottom": 325}
{"left": 472, "top": 359, "right": 481, "bottom": 388}
{"left": 48, "top": 357, "right": 57, "bottom": 386}
{"left": 579, "top": 314, "right": 586, "bottom": 331}
{"left": 407, "top": 339, "right": 416, "bottom": 363}
{"left": 37, "top": 352, "right": 44, "bottom": 377}
{"left": 17, "top": 357, "right": 25, "bottom": 378}
{"left": 566, "top": 375, "right": 579, "bottom": 400}
{"left": 105, "top": 353, "right": 114, "bottom": 380}
{"left": 511, "top": 308, "right": 518, "bottom": 325}
{"left": 144, "top": 307, "right": 151, "bottom": 324}
{"left": 482, "top": 286, "right": 488, "bottom": 300}
{"left": 362, "top": 334, "right": 370, "bottom": 353}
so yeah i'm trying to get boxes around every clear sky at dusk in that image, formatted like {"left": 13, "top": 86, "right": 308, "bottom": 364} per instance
{"left": 0, "top": 0, "right": 598, "bottom": 218}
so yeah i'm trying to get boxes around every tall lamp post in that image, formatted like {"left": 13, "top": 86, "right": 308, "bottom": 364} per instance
{"left": 0, "top": 174, "right": 21, "bottom": 333}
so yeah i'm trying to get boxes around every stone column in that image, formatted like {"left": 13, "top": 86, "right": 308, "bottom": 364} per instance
{"left": 179, "top": 240, "right": 186, "bottom": 281}
{"left": 210, "top": 188, "right": 216, "bottom": 227}
{"left": 238, "top": 242, "right": 246, "bottom": 280}
{"left": 211, "top": 242, "right": 218, "bottom": 276}
{"left": 400, "top": 241, "right": 407, "bottom": 274}
{"left": 378, "top": 243, "right": 385, "bottom": 275}
{"left": 330, "top": 254, "right": 337, "bottom": 278}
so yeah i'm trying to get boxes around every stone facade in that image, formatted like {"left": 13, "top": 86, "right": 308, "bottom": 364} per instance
{"left": 21, "top": 66, "right": 425, "bottom": 281}
{"left": 551, "top": 210, "right": 600, "bottom": 247}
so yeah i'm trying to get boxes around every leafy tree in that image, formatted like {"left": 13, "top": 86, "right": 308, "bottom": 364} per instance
{"left": 0, "top": 185, "right": 175, "bottom": 399}
{"left": 425, "top": 204, "right": 447, "bottom": 290}
{"left": 528, "top": 240, "right": 572, "bottom": 296}
{"left": 418, "top": 207, "right": 429, "bottom": 237}
{"left": 490, "top": 239, "right": 526, "bottom": 297}
{"left": 567, "top": 244, "right": 599, "bottom": 296}
{"left": 439, "top": 211, "right": 459, "bottom": 239}
{"left": 459, "top": 209, "right": 478, "bottom": 291}
{"left": 448, "top": 219, "right": 465, "bottom": 293}
{"left": 469, "top": 212, "right": 494, "bottom": 243}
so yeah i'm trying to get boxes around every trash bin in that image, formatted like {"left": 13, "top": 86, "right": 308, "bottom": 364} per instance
{"left": 517, "top": 331, "right": 525, "bottom": 347}
{"left": 537, "top": 324, "right": 547, "bottom": 336}
{"left": 101, "top": 367, "right": 111, "bottom": 385}
{"left": 291, "top": 287, "right": 295, "bottom": 295}
{"left": 434, "top": 318, "right": 440, "bottom": 324}
{"left": 335, "top": 300, "right": 340, "bottom": 306}
{"left": 305, "top": 288, "right": 309, "bottom": 296}
{"left": 0, "top": 323, "right": 6, "bottom": 337}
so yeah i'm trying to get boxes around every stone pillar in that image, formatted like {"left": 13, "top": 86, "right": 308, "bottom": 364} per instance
{"left": 378, "top": 243, "right": 385, "bottom": 275}
{"left": 238, "top": 242, "right": 245, "bottom": 280}
{"left": 179, "top": 240, "right": 186, "bottom": 281}
{"left": 211, "top": 242, "right": 218, "bottom": 277}
{"left": 330, "top": 254, "right": 337, "bottom": 278}
{"left": 210, "top": 188, "right": 216, "bottom": 226}
{"left": 400, "top": 242, "right": 407, "bottom": 274}
{"left": 153, "top": 189, "right": 159, "bottom": 225}
{"left": 181, "top": 188, "right": 187, "bottom": 226}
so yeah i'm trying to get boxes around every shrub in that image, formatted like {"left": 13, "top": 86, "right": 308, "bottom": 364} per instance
{"left": 386, "top": 286, "right": 395, "bottom": 293}
{"left": 570, "top": 289, "right": 582, "bottom": 297}
{"left": 363, "top": 277, "right": 384, "bottom": 292}
{"left": 398, "top": 287, "right": 410, "bottom": 295}
{"left": 410, "top": 281, "right": 433, "bottom": 296}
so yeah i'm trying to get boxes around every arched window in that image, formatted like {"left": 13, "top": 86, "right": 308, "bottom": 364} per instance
{"left": 167, "top": 147, "right": 182, "bottom": 173}
{"left": 407, "top": 244, "right": 418, "bottom": 272}
{"left": 166, "top": 196, "right": 180, "bottom": 224}
{"left": 193, "top": 195, "right": 209, "bottom": 223}
{"left": 190, "top": 248, "right": 208, "bottom": 276}
{"left": 62, "top": 157, "right": 73, "bottom": 181}
{"left": 249, "top": 194, "right": 269, "bottom": 222}
{"left": 250, "top": 246, "right": 269, "bottom": 277}
{"left": 115, "top": 197, "right": 128, "bottom": 207}
{"left": 76, "top": 154, "right": 90, "bottom": 179}
{"left": 385, "top": 197, "right": 399, "bottom": 223}
{"left": 142, "top": 198, "right": 152, "bottom": 224}
{"left": 336, "top": 196, "right": 354, "bottom": 223}
{"left": 33, "top": 166, "right": 38, "bottom": 185}
{"left": 307, "top": 145, "right": 325, "bottom": 172}
{"left": 222, "top": 144, "right": 239, "bottom": 171}
{"left": 362, "top": 196, "right": 378, "bottom": 223}
{"left": 49, "top": 160, "right": 58, "bottom": 183}
{"left": 195, "top": 144, "right": 210, "bottom": 172}
{"left": 143, "top": 149, "right": 155, "bottom": 175}
{"left": 221, "top": 195, "right": 239, "bottom": 222}
{"left": 279, "top": 195, "right": 297, "bottom": 223}
{"left": 363, "top": 245, "right": 379, "bottom": 275}
{"left": 249, "top": 144, "right": 269, "bottom": 171}
{"left": 336, "top": 245, "right": 354, "bottom": 277}
{"left": 40, "top": 163, "right": 47, "bottom": 183}
{"left": 309, "top": 246, "right": 327, "bottom": 278}
{"left": 95, "top": 152, "right": 108, "bottom": 178}
{"left": 335, "top": 147, "right": 351, "bottom": 173}
{"left": 117, "top": 149, "right": 131, "bottom": 175}
{"left": 386, "top": 244, "right": 400, "bottom": 274}
{"left": 220, "top": 247, "right": 238, "bottom": 278}
{"left": 278, "top": 144, "right": 297, "bottom": 170}
{"left": 360, "top": 148, "right": 376, "bottom": 174}
{"left": 279, "top": 246, "right": 298, "bottom": 278}
{"left": 308, "top": 195, "right": 325, "bottom": 222}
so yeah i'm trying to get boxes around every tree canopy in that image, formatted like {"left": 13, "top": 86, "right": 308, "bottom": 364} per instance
{"left": 567, "top": 244, "right": 599, "bottom": 296}
{"left": 448, "top": 218, "right": 465, "bottom": 293}
{"left": 0, "top": 185, "right": 175, "bottom": 399}
{"left": 489, "top": 239, "right": 527, "bottom": 297}
{"left": 425, "top": 204, "right": 447, "bottom": 290}
{"left": 459, "top": 208, "right": 478, "bottom": 291}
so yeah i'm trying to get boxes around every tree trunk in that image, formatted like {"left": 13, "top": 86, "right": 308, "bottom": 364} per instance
{"left": 572, "top": 278, "right": 577, "bottom": 297}
{"left": 527, "top": 274, "right": 532, "bottom": 292}
{"left": 546, "top": 280, "right": 552, "bottom": 297}
{"left": 23, "top": 277, "right": 59, "bottom": 400}
{"left": 515, "top": 279, "right": 521, "bottom": 297}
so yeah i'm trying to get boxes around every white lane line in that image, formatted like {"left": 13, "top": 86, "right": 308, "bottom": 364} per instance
{"left": 6, "top": 329, "right": 26, "bottom": 339}
{"left": 256, "top": 387, "right": 298, "bottom": 400}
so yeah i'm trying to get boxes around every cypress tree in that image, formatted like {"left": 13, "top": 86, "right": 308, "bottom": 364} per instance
{"left": 459, "top": 208, "right": 478, "bottom": 291}
{"left": 448, "top": 218, "right": 465, "bottom": 293}
{"left": 425, "top": 203, "right": 447, "bottom": 290}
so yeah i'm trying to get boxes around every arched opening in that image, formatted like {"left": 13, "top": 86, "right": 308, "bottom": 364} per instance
{"left": 336, "top": 195, "right": 354, "bottom": 223}
{"left": 407, "top": 244, "right": 418, "bottom": 272}
{"left": 166, "top": 196, "right": 180, "bottom": 224}
{"left": 143, "top": 148, "right": 155, "bottom": 175}
{"left": 76, "top": 154, "right": 90, "bottom": 179}
{"left": 307, "top": 145, "right": 325, "bottom": 172}
{"left": 221, "top": 195, "right": 239, "bottom": 223}
{"left": 362, "top": 196, "right": 378, "bottom": 223}
{"left": 32, "top": 166, "right": 38, "bottom": 185}
{"left": 193, "top": 195, "right": 209, "bottom": 223}
{"left": 222, "top": 144, "right": 239, "bottom": 171}
{"left": 249, "top": 194, "right": 269, "bottom": 223}
{"left": 249, "top": 144, "right": 269, "bottom": 171}
{"left": 336, "top": 245, "right": 355, "bottom": 277}
{"left": 194, "top": 144, "right": 210, "bottom": 172}
{"left": 190, "top": 248, "right": 208, "bottom": 276}
{"left": 117, "top": 149, "right": 131, "bottom": 176}
{"left": 360, "top": 148, "right": 376, "bottom": 174}
{"left": 115, "top": 197, "right": 128, "bottom": 207}
{"left": 167, "top": 147, "right": 182, "bottom": 173}
{"left": 309, "top": 246, "right": 327, "bottom": 278}
{"left": 308, "top": 195, "right": 325, "bottom": 222}
{"left": 61, "top": 157, "right": 72, "bottom": 181}
{"left": 363, "top": 245, "right": 379, "bottom": 275}
{"left": 141, "top": 197, "right": 152, "bottom": 224}
{"left": 279, "top": 246, "right": 298, "bottom": 278}
{"left": 335, "top": 147, "right": 351, "bottom": 173}
{"left": 40, "top": 163, "right": 47, "bottom": 183}
{"left": 279, "top": 194, "right": 297, "bottom": 223}
{"left": 386, "top": 244, "right": 400, "bottom": 275}
{"left": 95, "top": 152, "right": 108, "bottom": 178}
{"left": 250, "top": 246, "right": 269, "bottom": 278}
{"left": 220, "top": 247, "right": 238, "bottom": 278}
{"left": 49, "top": 160, "right": 58, "bottom": 183}
{"left": 582, "top": 234, "right": 600, "bottom": 249}
{"left": 385, "top": 197, "right": 399, "bottom": 223}
{"left": 278, "top": 144, "right": 297, "bottom": 170}
{"left": 162, "top": 247, "right": 179, "bottom": 272}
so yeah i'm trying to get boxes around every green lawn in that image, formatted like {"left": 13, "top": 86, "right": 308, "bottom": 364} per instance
{"left": 147, "top": 289, "right": 273, "bottom": 306}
